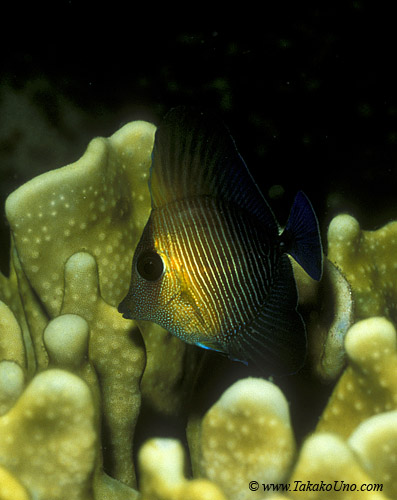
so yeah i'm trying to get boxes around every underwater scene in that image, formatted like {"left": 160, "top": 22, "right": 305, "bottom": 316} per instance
{"left": 1, "top": 7, "right": 397, "bottom": 500}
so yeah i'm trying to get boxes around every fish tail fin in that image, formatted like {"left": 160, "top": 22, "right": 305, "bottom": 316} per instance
{"left": 281, "top": 191, "right": 323, "bottom": 281}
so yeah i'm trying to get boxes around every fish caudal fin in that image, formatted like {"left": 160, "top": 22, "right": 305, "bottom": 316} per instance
{"left": 226, "top": 255, "right": 307, "bottom": 375}
{"left": 281, "top": 191, "right": 323, "bottom": 281}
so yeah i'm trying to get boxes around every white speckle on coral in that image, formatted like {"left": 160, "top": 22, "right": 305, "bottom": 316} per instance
{"left": 354, "top": 401, "right": 364, "bottom": 412}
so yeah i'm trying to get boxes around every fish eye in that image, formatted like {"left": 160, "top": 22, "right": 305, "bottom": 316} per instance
{"left": 136, "top": 251, "right": 164, "bottom": 281}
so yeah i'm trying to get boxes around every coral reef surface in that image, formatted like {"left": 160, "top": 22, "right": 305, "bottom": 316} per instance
{"left": 1, "top": 119, "right": 396, "bottom": 499}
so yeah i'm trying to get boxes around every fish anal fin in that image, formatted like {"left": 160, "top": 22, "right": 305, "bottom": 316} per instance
{"left": 225, "top": 255, "right": 307, "bottom": 375}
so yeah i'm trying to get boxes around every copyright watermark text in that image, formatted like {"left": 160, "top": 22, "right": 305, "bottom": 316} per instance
{"left": 248, "top": 480, "right": 383, "bottom": 493}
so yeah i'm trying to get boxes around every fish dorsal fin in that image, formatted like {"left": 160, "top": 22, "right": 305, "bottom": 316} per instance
{"left": 150, "top": 107, "right": 278, "bottom": 233}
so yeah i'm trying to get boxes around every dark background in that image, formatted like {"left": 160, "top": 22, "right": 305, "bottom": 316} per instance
{"left": 1, "top": 2, "right": 397, "bottom": 276}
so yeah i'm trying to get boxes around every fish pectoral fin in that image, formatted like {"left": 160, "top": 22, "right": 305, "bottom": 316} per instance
{"left": 226, "top": 254, "right": 307, "bottom": 376}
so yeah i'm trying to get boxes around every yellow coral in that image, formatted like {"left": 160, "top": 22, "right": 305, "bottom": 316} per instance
{"left": 0, "top": 466, "right": 30, "bottom": 500}
{"left": 5, "top": 120, "right": 155, "bottom": 316}
{"left": 0, "top": 369, "right": 96, "bottom": 500}
{"left": 328, "top": 214, "right": 397, "bottom": 322}
{"left": 44, "top": 313, "right": 89, "bottom": 370}
{"left": 0, "top": 301, "right": 26, "bottom": 372}
{"left": 317, "top": 317, "right": 397, "bottom": 438}
{"left": 2, "top": 119, "right": 155, "bottom": 378}
{"left": 0, "top": 361, "right": 25, "bottom": 416}
{"left": 349, "top": 410, "right": 397, "bottom": 498}
{"left": 138, "top": 438, "right": 227, "bottom": 500}
{"left": 199, "top": 378, "right": 296, "bottom": 500}
{"left": 24, "top": 250, "right": 145, "bottom": 489}
{"left": 289, "top": 433, "right": 389, "bottom": 499}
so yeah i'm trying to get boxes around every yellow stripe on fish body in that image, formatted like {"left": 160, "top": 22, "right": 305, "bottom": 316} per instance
{"left": 118, "top": 107, "right": 323, "bottom": 375}
{"left": 150, "top": 197, "right": 275, "bottom": 346}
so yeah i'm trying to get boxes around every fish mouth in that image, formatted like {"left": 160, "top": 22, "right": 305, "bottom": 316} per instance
{"left": 117, "top": 289, "right": 206, "bottom": 329}
{"left": 117, "top": 298, "right": 134, "bottom": 320}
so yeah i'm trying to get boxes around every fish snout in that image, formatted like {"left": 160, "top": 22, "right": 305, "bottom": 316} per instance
{"left": 117, "top": 297, "right": 134, "bottom": 319}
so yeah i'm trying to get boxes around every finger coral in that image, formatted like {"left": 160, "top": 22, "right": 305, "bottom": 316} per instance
{"left": 5, "top": 120, "right": 155, "bottom": 315}
{"left": 0, "top": 465, "right": 30, "bottom": 500}
{"left": 0, "top": 369, "right": 97, "bottom": 500}
{"left": 0, "top": 120, "right": 156, "bottom": 498}
{"left": 138, "top": 438, "right": 227, "bottom": 500}
{"left": 0, "top": 301, "right": 26, "bottom": 373}
{"left": 198, "top": 378, "right": 296, "bottom": 500}
{"left": 328, "top": 214, "right": 397, "bottom": 322}
{"left": 1, "top": 116, "right": 397, "bottom": 500}
{"left": 349, "top": 410, "right": 397, "bottom": 498}
{"left": 317, "top": 316, "right": 397, "bottom": 438}
{"left": 289, "top": 433, "right": 389, "bottom": 500}
{"left": 57, "top": 251, "right": 145, "bottom": 487}
{"left": 0, "top": 361, "right": 24, "bottom": 416}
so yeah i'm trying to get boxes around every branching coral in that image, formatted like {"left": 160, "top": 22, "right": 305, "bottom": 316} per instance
{"left": 1, "top": 117, "right": 397, "bottom": 500}
{"left": 328, "top": 214, "right": 397, "bottom": 322}
{"left": 138, "top": 438, "right": 227, "bottom": 500}
{"left": 0, "top": 465, "right": 30, "bottom": 500}
{"left": 349, "top": 410, "right": 397, "bottom": 498}
{"left": 0, "top": 120, "right": 155, "bottom": 497}
{"left": 198, "top": 378, "right": 296, "bottom": 499}
{"left": 0, "top": 369, "right": 97, "bottom": 500}
{"left": 56, "top": 251, "right": 145, "bottom": 487}
{"left": 5, "top": 120, "right": 155, "bottom": 315}
{"left": 317, "top": 317, "right": 397, "bottom": 438}
{"left": 288, "top": 433, "right": 389, "bottom": 500}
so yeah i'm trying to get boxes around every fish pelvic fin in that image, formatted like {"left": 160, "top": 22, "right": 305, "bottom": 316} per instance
{"left": 280, "top": 191, "right": 323, "bottom": 281}
{"left": 225, "top": 255, "right": 307, "bottom": 375}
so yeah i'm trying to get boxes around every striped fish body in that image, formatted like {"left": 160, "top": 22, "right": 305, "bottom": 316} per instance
{"left": 119, "top": 107, "right": 323, "bottom": 374}
{"left": 133, "top": 196, "right": 278, "bottom": 347}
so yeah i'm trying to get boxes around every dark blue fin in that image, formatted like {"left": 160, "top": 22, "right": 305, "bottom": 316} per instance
{"left": 150, "top": 106, "right": 279, "bottom": 237}
{"left": 225, "top": 255, "right": 307, "bottom": 375}
{"left": 280, "top": 191, "right": 323, "bottom": 281}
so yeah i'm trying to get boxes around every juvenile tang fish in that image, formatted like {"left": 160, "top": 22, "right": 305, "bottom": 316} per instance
{"left": 118, "top": 107, "right": 323, "bottom": 374}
